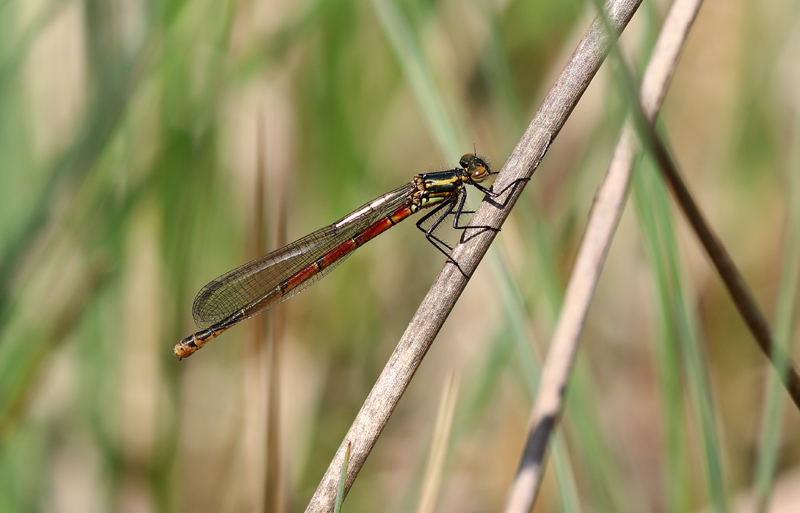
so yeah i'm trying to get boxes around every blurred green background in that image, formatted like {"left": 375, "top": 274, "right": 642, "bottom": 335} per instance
{"left": 1, "top": 0, "right": 800, "bottom": 511}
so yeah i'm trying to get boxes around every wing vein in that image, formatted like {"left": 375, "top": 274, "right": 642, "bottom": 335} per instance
{"left": 191, "top": 183, "right": 416, "bottom": 328}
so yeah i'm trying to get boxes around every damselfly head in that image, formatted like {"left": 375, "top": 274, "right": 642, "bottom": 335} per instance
{"left": 459, "top": 153, "right": 492, "bottom": 183}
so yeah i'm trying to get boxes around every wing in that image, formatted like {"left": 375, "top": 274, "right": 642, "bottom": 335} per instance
{"left": 191, "top": 183, "right": 416, "bottom": 328}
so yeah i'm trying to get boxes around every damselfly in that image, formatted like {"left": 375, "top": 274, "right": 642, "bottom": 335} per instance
{"left": 175, "top": 153, "right": 505, "bottom": 359}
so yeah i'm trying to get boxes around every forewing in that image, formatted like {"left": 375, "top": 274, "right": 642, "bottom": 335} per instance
{"left": 192, "top": 183, "right": 415, "bottom": 328}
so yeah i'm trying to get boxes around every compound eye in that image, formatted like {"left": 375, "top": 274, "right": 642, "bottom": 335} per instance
{"left": 459, "top": 153, "right": 491, "bottom": 181}
{"left": 471, "top": 164, "right": 488, "bottom": 181}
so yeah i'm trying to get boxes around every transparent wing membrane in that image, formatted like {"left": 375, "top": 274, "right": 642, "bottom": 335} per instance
{"left": 192, "top": 183, "right": 416, "bottom": 328}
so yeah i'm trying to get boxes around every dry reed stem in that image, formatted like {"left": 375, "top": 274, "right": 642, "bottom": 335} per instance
{"left": 502, "top": 1, "right": 704, "bottom": 511}
{"left": 304, "top": 0, "right": 643, "bottom": 511}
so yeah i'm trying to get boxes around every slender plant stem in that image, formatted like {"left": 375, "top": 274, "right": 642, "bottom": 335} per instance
{"left": 502, "top": 1, "right": 704, "bottom": 511}
{"left": 304, "top": 0, "right": 643, "bottom": 511}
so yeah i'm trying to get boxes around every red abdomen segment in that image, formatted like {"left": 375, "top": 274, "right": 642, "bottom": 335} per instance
{"left": 277, "top": 204, "right": 414, "bottom": 298}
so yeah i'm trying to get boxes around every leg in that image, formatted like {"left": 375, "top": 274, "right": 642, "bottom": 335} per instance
{"left": 416, "top": 198, "right": 458, "bottom": 257}
{"left": 453, "top": 176, "right": 532, "bottom": 245}
{"left": 477, "top": 176, "right": 531, "bottom": 208}
{"left": 416, "top": 197, "right": 470, "bottom": 277}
